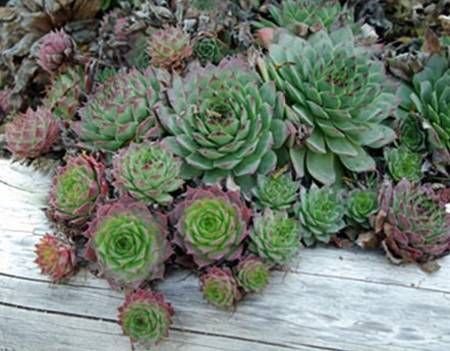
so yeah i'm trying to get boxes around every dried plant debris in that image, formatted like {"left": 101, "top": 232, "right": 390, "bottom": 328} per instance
{"left": 0, "top": 0, "right": 449, "bottom": 348}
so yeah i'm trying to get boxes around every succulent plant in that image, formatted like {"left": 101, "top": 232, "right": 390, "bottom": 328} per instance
{"left": 193, "top": 36, "right": 224, "bottom": 65}
{"left": 346, "top": 189, "right": 378, "bottom": 228}
{"left": 34, "top": 234, "right": 76, "bottom": 282}
{"left": 258, "top": 27, "right": 397, "bottom": 184}
{"left": 200, "top": 267, "right": 241, "bottom": 309}
{"left": 85, "top": 197, "right": 172, "bottom": 288}
{"left": 5, "top": 107, "right": 60, "bottom": 158}
{"left": 37, "top": 29, "right": 75, "bottom": 73}
{"left": 118, "top": 289, "right": 174, "bottom": 345}
{"left": 250, "top": 209, "right": 301, "bottom": 265}
{"left": 170, "top": 186, "right": 251, "bottom": 267}
{"left": 235, "top": 256, "right": 270, "bottom": 293}
{"left": 49, "top": 154, "right": 108, "bottom": 226}
{"left": 398, "top": 115, "right": 426, "bottom": 152}
{"left": 297, "top": 185, "right": 346, "bottom": 245}
{"left": 253, "top": 171, "right": 299, "bottom": 210}
{"left": 76, "top": 68, "right": 166, "bottom": 152}
{"left": 376, "top": 180, "right": 450, "bottom": 264}
{"left": 159, "top": 57, "right": 288, "bottom": 184}
{"left": 397, "top": 56, "right": 450, "bottom": 164}
{"left": 43, "top": 65, "right": 85, "bottom": 120}
{"left": 384, "top": 147, "right": 423, "bottom": 183}
{"left": 148, "top": 26, "right": 192, "bottom": 71}
{"left": 255, "top": 0, "right": 344, "bottom": 37}
{"left": 112, "top": 143, "right": 184, "bottom": 205}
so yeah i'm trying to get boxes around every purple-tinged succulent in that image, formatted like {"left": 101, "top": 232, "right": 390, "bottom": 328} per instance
{"left": 84, "top": 197, "right": 172, "bottom": 288}
{"left": 37, "top": 29, "right": 75, "bottom": 73}
{"left": 75, "top": 68, "right": 167, "bottom": 152}
{"left": 118, "top": 289, "right": 174, "bottom": 346}
{"left": 49, "top": 154, "right": 108, "bottom": 226}
{"left": 235, "top": 256, "right": 270, "bottom": 293}
{"left": 5, "top": 107, "right": 60, "bottom": 158}
{"left": 375, "top": 180, "right": 450, "bottom": 264}
{"left": 200, "top": 267, "right": 241, "bottom": 309}
{"left": 148, "top": 26, "right": 192, "bottom": 71}
{"left": 34, "top": 234, "right": 76, "bottom": 282}
{"left": 112, "top": 142, "right": 184, "bottom": 205}
{"left": 170, "top": 186, "right": 252, "bottom": 267}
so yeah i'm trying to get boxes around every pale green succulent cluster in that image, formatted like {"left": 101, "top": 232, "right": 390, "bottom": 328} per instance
{"left": 159, "top": 58, "right": 288, "bottom": 184}
{"left": 397, "top": 56, "right": 450, "bottom": 168}
{"left": 259, "top": 28, "right": 397, "bottom": 184}
{"left": 253, "top": 172, "right": 299, "bottom": 210}
{"left": 297, "top": 185, "right": 346, "bottom": 245}
{"left": 250, "top": 210, "right": 301, "bottom": 265}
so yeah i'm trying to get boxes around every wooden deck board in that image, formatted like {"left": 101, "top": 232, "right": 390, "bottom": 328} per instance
{"left": 1, "top": 159, "right": 449, "bottom": 351}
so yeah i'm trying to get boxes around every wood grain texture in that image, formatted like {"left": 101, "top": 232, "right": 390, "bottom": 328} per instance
{"left": 1, "top": 159, "right": 450, "bottom": 351}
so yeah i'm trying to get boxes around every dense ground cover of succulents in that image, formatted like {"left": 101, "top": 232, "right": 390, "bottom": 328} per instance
{"left": 1, "top": 0, "right": 449, "bottom": 348}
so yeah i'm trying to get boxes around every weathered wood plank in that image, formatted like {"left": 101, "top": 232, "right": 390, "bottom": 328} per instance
{"left": 0, "top": 304, "right": 131, "bottom": 351}
{"left": 0, "top": 305, "right": 292, "bottom": 351}
{"left": 2, "top": 267, "right": 450, "bottom": 351}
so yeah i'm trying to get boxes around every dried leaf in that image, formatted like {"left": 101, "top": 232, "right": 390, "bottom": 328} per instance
{"left": 422, "top": 28, "right": 441, "bottom": 55}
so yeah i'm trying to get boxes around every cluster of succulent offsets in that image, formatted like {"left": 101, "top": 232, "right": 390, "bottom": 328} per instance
{"left": 1, "top": 0, "right": 450, "bottom": 347}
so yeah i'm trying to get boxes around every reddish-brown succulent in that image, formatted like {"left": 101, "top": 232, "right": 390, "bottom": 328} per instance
{"left": 37, "top": 29, "right": 75, "bottom": 73}
{"left": 5, "top": 107, "right": 60, "bottom": 158}
{"left": 376, "top": 180, "right": 450, "bottom": 264}
{"left": 34, "top": 234, "right": 76, "bottom": 282}
{"left": 148, "top": 26, "right": 192, "bottom": 70}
